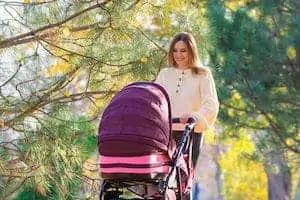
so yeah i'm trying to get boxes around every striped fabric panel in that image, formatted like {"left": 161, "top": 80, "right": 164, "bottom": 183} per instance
{"left": 99, "top": 153, "right": 172, "bottom": 174}
{"left": 99, "top": 153, "right": 170, "bottom": 164}
{"left": 100, "top": 166, "right": 171, "bottom": 174}
{"left": 100, "top": 163, "right": 172, "bottom": 168}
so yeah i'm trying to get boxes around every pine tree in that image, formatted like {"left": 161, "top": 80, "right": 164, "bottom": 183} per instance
{"left": 205, "top": 0, "right": 300, "bottom": 199}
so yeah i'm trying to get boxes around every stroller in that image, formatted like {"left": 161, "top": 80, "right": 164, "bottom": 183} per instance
{"left": 98, "top": 82, "right": 197, "bottom": 200}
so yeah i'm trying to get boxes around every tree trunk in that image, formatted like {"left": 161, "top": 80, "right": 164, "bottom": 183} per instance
{"left": 264, "top": 151, "right": 291, "bottom": 200}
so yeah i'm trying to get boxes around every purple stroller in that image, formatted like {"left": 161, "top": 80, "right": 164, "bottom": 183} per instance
{"left": 98, "top": 82, "right": 196, "bottom": 200}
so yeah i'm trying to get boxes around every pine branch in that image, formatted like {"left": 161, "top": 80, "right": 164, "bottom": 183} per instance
{"left": 0, "top": 63, "right": 22, "bottom": 88}
{"left": 0, "top": 0, "right": 111, "bottom": 49}
{"left": 240, "top": 72, "right": 300, "bottom": 153}
{"left": 0, "top": 0, "right": 57, "bottom": 6}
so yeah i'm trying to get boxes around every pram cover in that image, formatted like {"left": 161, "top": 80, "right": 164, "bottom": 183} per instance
{"left": 98, "top": 82, "right": 177, "bottom": 178}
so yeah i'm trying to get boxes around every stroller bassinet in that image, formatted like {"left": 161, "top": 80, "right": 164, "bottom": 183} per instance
{"left": 98, "top": 82, "right": 196, "bottom": 200}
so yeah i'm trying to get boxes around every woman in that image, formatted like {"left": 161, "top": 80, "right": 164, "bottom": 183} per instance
{"left": 155, "top": 32, "right": 219, "bottom": 167}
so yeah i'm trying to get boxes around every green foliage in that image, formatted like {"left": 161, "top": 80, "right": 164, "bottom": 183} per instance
{"left": 1, "top": 106, "right": 97, "bottom": 199}
{"left": 1, "top": 0, "right": 299, "bottom": 199}
{"left": 205, "top": 0, "right": 300, "bottom": 198}
{"left": 15, "top": 188, "right": 50, "bottom": 200}
{"left": 219, "top": 132, "right": 267, "bottom": 200}
{"left": 206, "top": 0, "right": 300, "bottom": 151}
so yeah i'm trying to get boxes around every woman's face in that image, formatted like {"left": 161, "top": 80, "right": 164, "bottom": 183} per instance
{"left": 173, "top": 40, "right": 189, "bottom": 69}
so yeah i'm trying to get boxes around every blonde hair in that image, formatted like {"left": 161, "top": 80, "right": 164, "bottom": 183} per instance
{"left": 168, "top": 32, "right": 208, "bottom": 74}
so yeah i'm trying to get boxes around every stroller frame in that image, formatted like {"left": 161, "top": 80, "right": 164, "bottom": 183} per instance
{"left": 99, "top": 118, "right": 196, "bottom": 200}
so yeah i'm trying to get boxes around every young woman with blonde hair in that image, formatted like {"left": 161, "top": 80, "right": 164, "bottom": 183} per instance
{"left": 155, "top": 32, "right": 219, "bottom": 167}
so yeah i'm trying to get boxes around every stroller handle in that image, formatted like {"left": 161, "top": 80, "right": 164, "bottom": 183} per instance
{"left": 172, "top": 118, "right": 181, "bottom": 123}
{"left": 161, "top": 117, "right": 197, "bottom": 194}
{"left": 172, "top": 117, "right": 196, "bottom": 131}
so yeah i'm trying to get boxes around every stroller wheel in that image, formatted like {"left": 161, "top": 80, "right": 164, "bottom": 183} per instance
{"left": 99, "top": 180, "right": 124, "bottom": 200}
{"left": 103, "top": 191, "right": 123, "bottom": 200}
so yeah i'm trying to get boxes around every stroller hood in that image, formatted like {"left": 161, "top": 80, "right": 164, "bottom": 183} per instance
{"left": 98, "top": 82, "right": 172, "bottom": 156}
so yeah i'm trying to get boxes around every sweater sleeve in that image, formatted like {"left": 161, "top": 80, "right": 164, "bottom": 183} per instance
{"left": 191, "top": 71, "right": 219, "bottom": 132}
{"left": 154, "top": 68, "right": 166, "bottom": 86}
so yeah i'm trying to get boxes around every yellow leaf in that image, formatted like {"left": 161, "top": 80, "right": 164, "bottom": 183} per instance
{"left": 203, "top": 129, "right": 216, "bottom": 144}
{"left": 248, "top": 9, "right": 261, "bottom": 20}
{"left": 286, "top": 138, "right": 294, "bottom": 146}
{"left": 46, "top": 61, "right": 70, "bottom": 76}
{"left": 228, "top": 108, "right": 234, "bottom": 117}
{"left": 296, "top": 132, "right": 300, "bottom": 140}
{"left": 63, "top": 90, "right": 70, "bottom": 97}
{"left": 279, "top": 28, "right": 288, "bottom": 36}
{"left": 271, "top": 86, "right": 288, "bottom": 95}
{"left": 133, "top": 14, "right": 143, "bottom": 27}
{"left": 62, "top": 26, "right": 71, "bottom": 37}
{"left": 231, "top": 91, "right": 241, "bottom": 100}
{"left": 24, "top": 0, "right": 30, "bottom": 3}
{"left": 287, "top": 46, "right": 296, "bottom": 59}
{"left": 225, "top": 1, "right": 239, "bottom": 11}
{"left": 140, "top": 56, "right": 148, "bottom": 63}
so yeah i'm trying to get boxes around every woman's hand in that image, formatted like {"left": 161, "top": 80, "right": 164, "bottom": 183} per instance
{"left": 180, "top": 113, "right": 194, "bottom": 124}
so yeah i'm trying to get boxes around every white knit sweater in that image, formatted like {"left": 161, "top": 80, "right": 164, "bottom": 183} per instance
{"left": 155, "top": 67, "right": 219, "bottom": 133}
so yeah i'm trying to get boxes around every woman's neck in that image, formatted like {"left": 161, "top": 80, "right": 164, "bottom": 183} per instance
{"left": 177, "top": 65, "right": 189, "bottom": 70}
